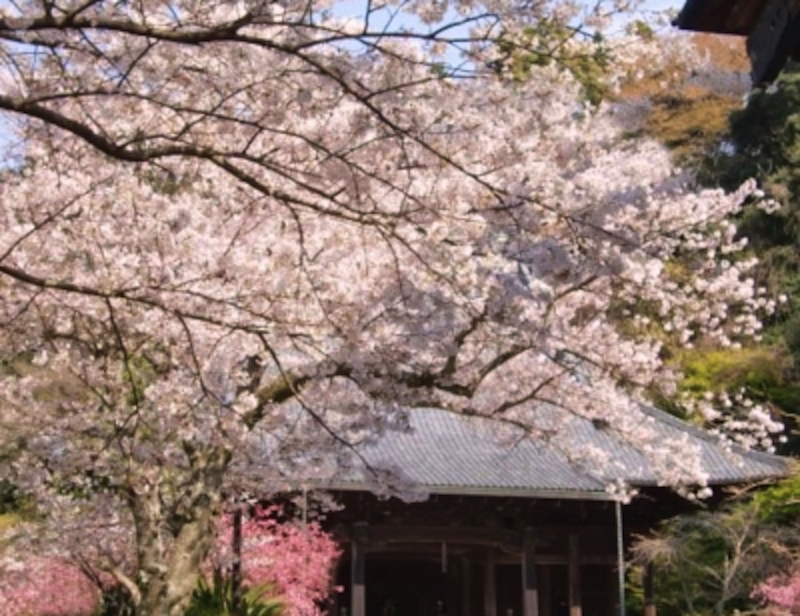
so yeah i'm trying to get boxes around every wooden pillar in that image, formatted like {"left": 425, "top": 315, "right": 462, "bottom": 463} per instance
{"left": 523, "top": 528, "right": 539, "bottom": 616}
{"left": 539, "top": 566, "right": 552, "bottom": 616}
{"left": 462, "top": 556, "right": 472, "bottom": 616}
{"left": 444, "top": 543, "right": 460, "bottom": 616}
{"left": 606, "top": 566, "right": 618, "bottom": 616}
{"left": 484, "top": 546, "right": 497, "bottom": 616}
{"left": 568, "top": 534, "right": 581, "bottom": 616}
{"left": 643, "top": 562, "right": 656, "bottom": 616}
{"left": 231, "top": 508, "right": 243, "bottom": 616}
{"left": 330, "top": 557, "right": 342, "bottom": 616}
{"left": 615, "top": 501, "right": 626, "bottom": 616}
{"left": 351, "top": 523, "right": 367, "bottom": 616}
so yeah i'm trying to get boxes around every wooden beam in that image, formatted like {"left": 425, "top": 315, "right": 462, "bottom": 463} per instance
{"left": 540, "top": 566, "right": 552, "bottom": 616}
{"left": 345, "top": 525, "right": 522, "bottom": 547}
{"left": 334, "top": 523, "right": 624, "bottom": 543}
{"left": 523, "top": 528, "right": 539, "bottom": 616}
{"left": 442, "top": 542, "right": 453, "bottom": 616}
{"left": 462, "top": 556, "right": 472, "bottom": 616}
{"left": 231, "top": 508, "right": 243, "bottom": 616}
{"left": 568, "top": 534, "right": 582, "bottom": 616}
{"left": 351, "top": 523, "right": 367, "bottom": 616}
{"left": 484, "top": 546, "right": 497, "bottom": 616}
{"left": 746, "top": 0, "right": 800, "bottom": 83}
{"left": 510, "top": 555, "right": 617, "bottom": 566}
{"left": 675, "top": 0, "right": 769, "bottom": 35}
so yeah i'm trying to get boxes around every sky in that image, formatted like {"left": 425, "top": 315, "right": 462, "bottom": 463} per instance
{"left": 643, "top": 0, "right": 682, "bottom": 9}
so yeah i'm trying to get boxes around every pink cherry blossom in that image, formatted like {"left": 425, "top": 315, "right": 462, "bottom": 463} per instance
{"left": 753, "top": 567, "right": 800, "bottom": 615}
{"left": 0, "top": 557, "right": 100, "bottom": 616}
{"left": 210, "top": 506, "right": 341, "bottom": 616}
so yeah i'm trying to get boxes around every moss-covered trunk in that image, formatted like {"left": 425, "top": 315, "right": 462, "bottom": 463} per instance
{"left": 127, "top": 446, "right": 231, "bottom": 616}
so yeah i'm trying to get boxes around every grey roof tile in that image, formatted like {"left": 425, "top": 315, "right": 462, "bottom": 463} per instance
{"left": 324, "top": 406, "right": 788, "bottom": 498}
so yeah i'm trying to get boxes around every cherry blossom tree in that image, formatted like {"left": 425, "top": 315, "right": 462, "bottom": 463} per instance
{"left": 210, "top": 505, "right": 341, "bottom": 616}
{"left": 754, "top": 568, "right": 800, "bottom": 616}
{"left": 0, "top": 2, "right": 782, "bottom": 615}
{"left": 0, "top": 556, "right": 101, "bottom": 616}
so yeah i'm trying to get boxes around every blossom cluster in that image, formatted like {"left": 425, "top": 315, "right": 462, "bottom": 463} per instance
{"left": 753, "top": 567, "right": 800, "bottom": 616}
{"left": 0, "top": 555, "right": 100, "bottom": 616}
{"left": 209, "top": 506, "right": 341, "bottom": 616}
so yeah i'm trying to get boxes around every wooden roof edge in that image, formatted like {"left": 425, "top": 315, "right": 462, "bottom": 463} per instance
{"left": 674, "top": 0, "right": 769, "bottom": 36}
{"left": 307, "top": 481, "right": 619, "bottom": 502}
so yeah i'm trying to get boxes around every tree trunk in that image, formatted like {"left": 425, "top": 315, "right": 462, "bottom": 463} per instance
{"left": 128, "top": 446, "right": 231, "bottom": 616}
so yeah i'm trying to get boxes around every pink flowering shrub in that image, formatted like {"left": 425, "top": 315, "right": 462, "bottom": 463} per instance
{"left": 754, "top": 567, "right": 800, "bottom": 615}
{"left": 0, "top": 557, "right": 100, "bottom": 616}
{"left": 210, "top": 506, "right": 342, "bottom": 616}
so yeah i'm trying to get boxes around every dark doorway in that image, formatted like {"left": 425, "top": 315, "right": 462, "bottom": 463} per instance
{"left": 336, "top": 553, "right": 450, "bottom": 616}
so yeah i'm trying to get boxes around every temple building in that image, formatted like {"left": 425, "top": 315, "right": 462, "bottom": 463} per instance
{"left": 308, "top": 406, "right": 787, "bottom": 616}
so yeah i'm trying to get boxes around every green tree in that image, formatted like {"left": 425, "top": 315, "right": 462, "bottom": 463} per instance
{"left": 622, "top": 39, "right": 800, "bottom": 447}
{"left": 491, "top": 19, "right": 612, "bottom": 104}
{"left": 696, "top": 63, "right": 800, "bottom": 447}
{"left": 631, "top": 494, "right": 797, "bottom": 616}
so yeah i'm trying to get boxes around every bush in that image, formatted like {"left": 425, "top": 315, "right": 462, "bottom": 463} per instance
{"left": 631, "top": 500, "right": 795, "bottom": 616}
{"left": 185, "top": 570, "right": 283, "bottom": 616}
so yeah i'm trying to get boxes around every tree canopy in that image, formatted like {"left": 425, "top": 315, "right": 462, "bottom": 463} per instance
{"left": 0, "top": 3, "right": 784, "bottom": 615}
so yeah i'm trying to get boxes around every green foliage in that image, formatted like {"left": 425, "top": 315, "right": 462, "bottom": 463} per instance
{"left": 97, "top": 584, "right": 137, "bottom": 616}
{"left": 493, "top": 21, "right": 611, "bottom": 105}
{"left": 631, "top": 499, "right": 795, "bottom": 616}
{"left": 626, "top": 20, "right": 655, "bottom": 41}
{"left": 429, "top": 62, "right": 448, "bottom": 79}
{"left": 703, "top": 63, "right": 800, "bottom": 198}
{"left": 687, "top": 62, "right": 800, "bottom": 448}
{"left": 752, "top": 466, "right": 800, "bottom": 524}
{"left": 678, "top": 346, "right": 790, "bottom": 399}
{"left": 623, "top": 564, "right": 647, "bottom": 616}
{"left": 675, "top": 344, "right": 800, "bottom": 451}
{"left": 122, "top": 353, "right": 157, "bottom": 408}
{"left": 185, "top": 571, "right": 284, "bottom": 616}
{"left": 0, "top": 480, "right": 25, "bottom": 514}
{"left": 141, "top": 168, "right": 193, "bottom": 197}
{"left": 631, "top": 51, "right": 800, "bottom": 447}
{"left": 0, "top": 480, "right": 36, "bottom": 520}
{"left": 701, "top": 65, "right": 800, "bottom": 326}
{"left": 615, "top": 34, "right": 747, "bottom": 168}
{"left": 0, "top": 512, "right": 20, "bottom": 533}
{"left": 643, "top": 88, "right": 742, "bottom": 168}
{"left": 702, "top": 62, "right": 800, "bottom": 259}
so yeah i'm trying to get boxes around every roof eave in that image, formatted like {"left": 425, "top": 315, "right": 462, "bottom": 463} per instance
{"left": 313, "top": 481, "right": 618, "bottom": 501}
{"left": 675, "top": 0, "right": 768, "bottom": 36}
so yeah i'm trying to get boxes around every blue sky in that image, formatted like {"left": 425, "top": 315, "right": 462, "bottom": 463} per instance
{"left": 642, "top": 0, "right": 682, "bottom": 9}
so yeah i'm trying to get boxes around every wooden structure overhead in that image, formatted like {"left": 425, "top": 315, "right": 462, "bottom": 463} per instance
{"left": 675, "top": 0, "right": 800, "bottom": 84}
{"left": 676, "top": 0, "right": 770, "bottom": 35}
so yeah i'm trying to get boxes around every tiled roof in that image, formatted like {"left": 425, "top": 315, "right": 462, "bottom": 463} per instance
{"left": 321, "top": 406, "right": 788, "bottom": 500}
